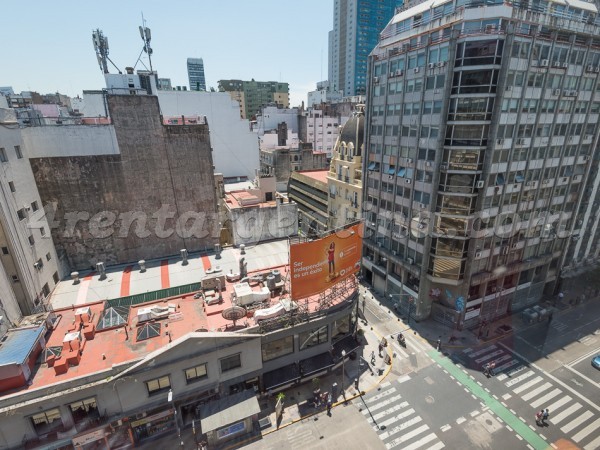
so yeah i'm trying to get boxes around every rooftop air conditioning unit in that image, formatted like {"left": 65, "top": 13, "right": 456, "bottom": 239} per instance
{"left": 553, "top": 89, "right": 561, "bottom": 96}
{"left": 476, "top": 180, "right": 485, "bottom": 188}
{"left": 428, "top": 63, "right": 435, "bottom": 69}
{"left": 540, "top": 59, "right": 549, "bottom": 67}
{"left": 414, "top": 67, "right": 420, "bottom": 73}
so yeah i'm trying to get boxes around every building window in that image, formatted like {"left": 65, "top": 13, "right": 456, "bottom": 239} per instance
{"left": 69, "top": 397, "right": 99, "bottom": 424}
{"left": 1, "top": 246, "right": 8, "bottom": 255}
{"left": 145, "top": 375, "right": 171, "bottom": 396}
{"left": 36, "top": 258, "right": 43, "bottom": 270}
{"left": 53, "top": 271, "right": 59, "bottom": 284}
{"left": 17, "top": 209, "right": 26, "bottom": 220}
{"left": 184, "top": 363, "right": 208, "bottom": 383}
{"left": 11, "top": 275, "right": 19, "bottom": 283}
{"left": 42, "top": 283, "right": 50, "bottom": 297}
{"left": 8, "top": 181, "right": 15, "bottom": 193}
{"left": 299, "top": 326, "right": 329, "bottom": 351}
{"left": 332, "top": 315, "right": 351, "bottom": 343}
{"left": 30, "top": 408, "right": 62, "bottom": 435}
{"left": 31, "top": 201, "right": 38, "bottom": 212}
{"left": 14, "top": 145, "right": 23, "bottom": 159}
{"left": 46, "top": 252, "right": 51, "bottom": 261}
{"left": 40, "top": 227, "right": 46, "bottom": 237}
{"left": 261, "top": 335, "right": 294, "bottom": 362}
{"left": 0, "top": 148, "right": 7, "bottom": 163}
{"left": 28, "top": 235, "right": 34, "bottom": 246}
{"left": 220, "top": 353, "right": 241, "bottom": 372}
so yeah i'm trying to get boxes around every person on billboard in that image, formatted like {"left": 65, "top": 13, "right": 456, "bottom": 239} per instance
{"left": 326, "top": 241, "right": 338, "bottom": 282}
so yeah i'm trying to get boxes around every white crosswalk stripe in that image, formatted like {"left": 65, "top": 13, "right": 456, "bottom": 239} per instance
{"left": 362, "top": 378, "right": 444, "bottom": 450}
{"left": 513, "top": 376, "right": 543, "bottom": 394}
{"left": 521, "top": 382, "right": 553, "bottom": 401}
{"left": 572, "top": 417, "right": 600, "bottom": 443}
{"left": 561, "top": 410, "right": 594, "bottom": 434}
{"left": 530, "top": 388, "right": 562, "bottom": 409}
{"left": 286, "top": 426, "right": 314, "bottom": 449}
{"left": 545, "top": 395, "right": 571, "bottom": 413}
{"left": 506, "top": 370, "right": 536, "bottom": 387}
{"left": 551, "top": 403, "right": 582, "bottom": 424}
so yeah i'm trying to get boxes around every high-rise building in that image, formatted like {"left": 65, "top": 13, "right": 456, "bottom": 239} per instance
{"left": 362, "top": 0, "right": 600, "bottom": 331}
{"left": 187, "top": 58, "right": 206, "bottom": 91}
{"left": 328, "top": 0, "right": 402, "bottom": 97}
{"left": 218, "top": 79, "right": 289, "bottom": 119}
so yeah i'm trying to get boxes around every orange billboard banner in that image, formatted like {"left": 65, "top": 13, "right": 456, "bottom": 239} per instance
{"left": 289, "top": 223, "right": 363, "bottom": 299}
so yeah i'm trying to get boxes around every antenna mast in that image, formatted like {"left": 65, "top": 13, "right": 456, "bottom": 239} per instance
{"left": 139, "top": 13, "right": 153, "bottom": 72}
{"left": 92, "top": 29, "right": 122, "bottom": 74}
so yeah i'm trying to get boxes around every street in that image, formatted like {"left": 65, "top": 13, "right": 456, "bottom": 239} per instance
{"left": 243, "top": 289, "right": 600, "bottom": 450}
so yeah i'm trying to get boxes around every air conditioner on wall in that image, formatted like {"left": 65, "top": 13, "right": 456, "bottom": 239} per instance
{"left": 414, "top": 67, "right": 420, "bottom": 73}
{"left": 405, "top": 179, "right": 412, "bottom": 184}
{"left": 392, "top": 250, "right": 397, "bottom": 255}
{"left": 426, "top": 161, "right": 432, "bottom": 167}
{"left": 553, "top": 89, "right": 561, "bottom": 96}
{"left": 373, "top": 77, "right": 379, "bottom": 83}
{"left": 396, "top": 70, "right": 404, "bottom": 76}
{"left": 428, "top": 63, "right": 435, "bottom": 69}
{"left": 407, "top": 258, "right": 414, "bottom": 265}
{"left": 540, "top": 59, "right": 549, "bottom": 67}
{"left": 437, "top": 61, "right": 445, "bottom": 68}
{"left": 476, "top": 180, "right": 485, "bottom": 188}
{"left": 496, "top": 138, "right": 504, "bottom": 145}
{"left": 475, "top": 251, "right": 482, "bottom": 258}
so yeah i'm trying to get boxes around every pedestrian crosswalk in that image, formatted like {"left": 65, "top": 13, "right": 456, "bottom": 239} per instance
{"left": 361, "top": 381, "right": 444, "bottom": 450}
{"left": 461, "top": 345, "right": 600, "bottom": 449}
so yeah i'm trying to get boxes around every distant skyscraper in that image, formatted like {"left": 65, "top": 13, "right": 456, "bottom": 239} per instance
{"left": 187, "top": 58, "right": 206, "bottom": 91}
{"left": 328, "top": 0, "right": 402, "bottom": 96}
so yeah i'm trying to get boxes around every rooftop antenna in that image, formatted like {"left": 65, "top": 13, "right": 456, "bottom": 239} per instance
{"left": 92, "top": 29, "right": 122, "bottom": 74}
{"left": 136, "top": 13, "right": 153, "bottom": 72}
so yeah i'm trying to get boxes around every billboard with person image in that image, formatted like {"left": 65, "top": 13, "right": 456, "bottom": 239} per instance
{"left": 289, "top": 222, "right": 363, "bottom": 299}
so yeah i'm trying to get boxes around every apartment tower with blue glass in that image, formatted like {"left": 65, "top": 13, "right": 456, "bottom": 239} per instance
{"left": 329, "top": 0, "right": 403, "bottom": 96}
{"left": 187, "top": 58, "right": 206, "bottom": 91}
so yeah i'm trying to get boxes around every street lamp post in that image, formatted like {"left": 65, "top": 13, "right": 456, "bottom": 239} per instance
{"left": 341, "top": 349, "right": 346, "bottom": 401}
{"left": 168, "top": 389, "right": 184, "bottom": 448}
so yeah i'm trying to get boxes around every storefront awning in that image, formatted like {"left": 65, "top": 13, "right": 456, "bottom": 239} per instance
{"left": 300, "top": 352, "right": 335, "bottom": 377}
{"left": 200, "top": 390, "right": 260, "bottom": 434}
{"left": 262, "top": 363, "right": 300, "bottom": 391}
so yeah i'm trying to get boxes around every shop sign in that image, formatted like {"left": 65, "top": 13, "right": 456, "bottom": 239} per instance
{"left": 72, "top": 428, "right": 107, "bottom": 446}
{"left": 465, "top": 305, "right": 481, "bottom": 320}
{"left": 216, "top": 420, "right": 245, "bottom": 439}
{"left": 130, "top": 408, "right": 173, "bottom": 428}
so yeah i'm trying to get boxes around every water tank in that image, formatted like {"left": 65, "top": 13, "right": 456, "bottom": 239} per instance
{"left": 272, "top": 269, "right": 281, "bottom": 283}
{"left": 266, "top": 275, "right": 276, "bottom": 291}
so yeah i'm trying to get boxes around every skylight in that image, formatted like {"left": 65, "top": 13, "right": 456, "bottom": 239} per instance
{"left": 136, "top": 322, "right": 161, "bottom": 342}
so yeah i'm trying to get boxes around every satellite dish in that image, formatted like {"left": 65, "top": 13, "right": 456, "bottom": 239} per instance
{"left": 222, "top": 306, "right": 246, "bottom": 328}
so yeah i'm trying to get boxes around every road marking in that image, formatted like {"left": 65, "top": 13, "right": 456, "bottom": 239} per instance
{"left": 572, "top": 417, "right": 600, "bottom": 443}
{"left": 370, "top": 403, "right": 411, "bottom": 422}
{"left": 470, "top": 410, "right": 480, "bottom": 417}
{"left": 568, "top": 347, "right": 600, "bottom": 366}
{"left": 440, "top": 424, "right": 451, "bottom": 432}
{"left": 551, "top": 403, "right": 582, "bottom": 424}
{"left": 513, "top": 377, "right": 544, "bottom": 394}
{"left": 584, "top": 433, "right": 600, "bottom": 450}
{"left": 426, "top": 442, "right": 445, "bottom": 450}
{"left": 401, "top": 433, "right": 439, "bottom": 450}
{"left": 475, "top": 350, "right": 504, "bottom": 364}
{"left": 545, "top": 396, "right": 571, "bottom": 413}
{"left": 380, "top": 416, "right": 423, "bottom": 440}
{"left": 498, "top": 342, "right": 600, "bottom": 413}
{"left": 375, "top": 407, "right": 414, "bottom": 427}
{"left": 397, "top": 375, "right": 411, "bottom": 384}
{"left": 497, "top": 374, "right": 508, "bottom": 381}
{"left": 366, "top": 387, "right": 396, "bottom": 404}
{"left": 385, "top": 424, "right": 430, "bottom": 449}
{"left": 464, "top": 345, "right": 497, "bottom": 357}
{"left": 530, "top": 388, "right": 562, "bottom": 409}
{"left": 562, "top": 364, "right": 600, "bottom": 389}
{"left": 362, "top": 394, "right": 404, "bottom": 414}
{"left": 502, "top": 393, "right": 512, "bottom": 400}
{"left": 561, "top": 410, "right": 594, "bottom": 434}
{"left": 506, "top": 425, "right": 513, "bottom": 432}
{"left": 522, "top": 382, "right": 553, "bottom": 401}
{"left": 430, "top": 350, "right": 548, "bottom": 450}
{"left": 456, "top": 417, "right": 466, "bottom": 425}
{"left": 506, "top": 370, "right": 536, "bottom": 387}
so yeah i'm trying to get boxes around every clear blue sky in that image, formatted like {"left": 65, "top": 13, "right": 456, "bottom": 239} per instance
{"left": 1, "top": 1, "right": 333, "bottom": 107}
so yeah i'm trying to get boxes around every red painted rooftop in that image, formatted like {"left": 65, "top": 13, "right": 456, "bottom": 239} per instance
{"left": 4, "top": 264, "right": 356, "bottom": 396}
{"left": 224, "top": 191, "right": 277, "bottom": 209}
{"left": 295, "top": 170, "right": 329, "bottom": 184}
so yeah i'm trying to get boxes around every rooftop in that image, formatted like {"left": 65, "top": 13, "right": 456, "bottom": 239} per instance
{"left": 225, "top": 191, "right": 277, "bottom": 209}
{"left": 294, "top": 169, "right": 329, "bottom": 184}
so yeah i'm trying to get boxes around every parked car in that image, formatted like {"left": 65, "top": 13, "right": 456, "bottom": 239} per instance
{"left": 592, "top": 354, "right": 600, "bottom": 370}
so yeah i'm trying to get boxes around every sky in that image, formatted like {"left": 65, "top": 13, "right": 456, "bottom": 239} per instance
{"left": 1, "top": 1, "right": 333, "bottom": 107}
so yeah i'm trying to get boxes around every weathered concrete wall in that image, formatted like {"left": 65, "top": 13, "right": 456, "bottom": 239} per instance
{"left": 30, "top": 95, "right": 218, "bottom": 270}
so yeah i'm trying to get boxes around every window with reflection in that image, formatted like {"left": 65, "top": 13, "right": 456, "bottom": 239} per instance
{"left": 262, "top": 336, "right": 294, "bottom": 362}
{"left": 30, "top": 409, "right": 62, "bottom": 435}
{"left": 69, "top": 397, "right": 99, "bottom": 424}
{"left": 332, "top": 316, "right": 351, "bottom": 343}
{"left": 299, "top": 326, "right": 329, "bottom": 351}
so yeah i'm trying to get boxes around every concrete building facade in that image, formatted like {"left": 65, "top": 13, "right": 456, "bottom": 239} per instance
{"left": 218, "top": 80, "right": 290, "bottom": 119}
{"left": 29, "top": 95, "right": 218, "bottom": 270}
{"left": 187, "top": 58, "right": 206, "bottom": 91}
{"left": 363, "top": 0, "right": 600, "bottom": 330}
{"left": 288, "top": 170, "right": 330, "bottom": 237}
{"left": 327, "top": 107, "right": 364, "bottom": 230}
{"left": 0, "top": 109, "right": 62, "bottom": 319}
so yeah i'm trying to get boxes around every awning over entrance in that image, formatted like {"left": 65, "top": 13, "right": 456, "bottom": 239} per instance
{"left": 299, "top": 352, "right": 334, "bottom": 378}
{"left": 262, "top": 363, "right": 300, "bottom": 391}
{"left": 199, "top": 390, "right": 260, "bottom": 434}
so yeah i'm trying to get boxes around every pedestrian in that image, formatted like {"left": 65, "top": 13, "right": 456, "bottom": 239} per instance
{"left": 436, "top": 339, "right": 441, "bottom": 351}
{"left": 378, "top": 343, "right": 383, "bottom": 356}
{"left": 370, "top": 351, "right": 376, "bottom": 365}
{"left": 535, "top": 410, "right": 543, "bottom": 426}
{"left": 542, "top": 408, "right": 549, "bottom": 423}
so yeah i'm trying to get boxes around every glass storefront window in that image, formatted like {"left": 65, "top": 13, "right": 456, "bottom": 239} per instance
{"left": 332, "top": 316, "right": 351, "bottom": 343}
{"left": 299, "top": 326, "right": 329, "bottom": 351}
{"left": 262, "top": 336, "right": 294, "bottom": 362}
{"left": 69, "top": 397, "right": 99, "bottom": 424}
{"left": 30, "top": 408, "right": 62, "bottom": 435}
